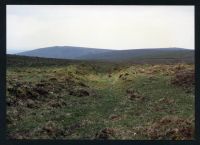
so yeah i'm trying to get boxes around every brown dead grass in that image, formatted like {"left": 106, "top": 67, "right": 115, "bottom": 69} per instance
{"left": 171, "top": 69, "right": 194, "bottom": 92}
{"left": 144, "top": 115, "right": 194, "bottom": 140}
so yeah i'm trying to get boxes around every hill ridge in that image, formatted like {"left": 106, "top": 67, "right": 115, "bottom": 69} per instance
{"left": 16, "top": 46, "right": 194, "bottom": 62}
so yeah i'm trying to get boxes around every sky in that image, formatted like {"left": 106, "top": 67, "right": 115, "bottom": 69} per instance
{"left": 7, "top": 5, "right": 194, "bottom": 53}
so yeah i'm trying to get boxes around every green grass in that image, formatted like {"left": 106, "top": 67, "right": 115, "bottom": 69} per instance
{"left": 6, "top": 57, "right": 194, "bottom": 140}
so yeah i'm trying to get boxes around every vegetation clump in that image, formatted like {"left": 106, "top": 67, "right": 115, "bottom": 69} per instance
{"left": 144, "top": 116, "right": 194, "bottom": 140}
{"left": 95, "top": 128, "right": 115, "bottom": 139}
{"left": 6, "top": 55, "right": 194, "bottom": 140}
{"left": 171, "top": 69, "right": 194, "bottom": 92}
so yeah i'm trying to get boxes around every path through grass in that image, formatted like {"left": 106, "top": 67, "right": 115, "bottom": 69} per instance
{"left": 7, "top": 63, "right": 194, "bottom": 139}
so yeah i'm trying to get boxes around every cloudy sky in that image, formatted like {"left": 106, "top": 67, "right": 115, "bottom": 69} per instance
{"left": 7, "top": 5, "right": 194, "bottom": 53}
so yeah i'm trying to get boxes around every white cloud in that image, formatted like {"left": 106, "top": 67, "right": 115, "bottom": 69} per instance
{"left": 7, "top": 5, "right": 194, "bottom": 51}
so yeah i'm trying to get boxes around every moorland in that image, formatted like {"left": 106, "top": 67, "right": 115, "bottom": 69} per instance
{"left": 7, "top": 47, "right": 195, "bottom": 139}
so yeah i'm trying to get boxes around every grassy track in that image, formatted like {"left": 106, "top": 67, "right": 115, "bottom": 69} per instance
{"left": 7, "top": 61, "right": 194, "bottom": 139}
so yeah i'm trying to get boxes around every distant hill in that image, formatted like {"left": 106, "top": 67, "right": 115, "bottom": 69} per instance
{"left": 16, "top": 46, "right": 194, "bottom": 63}
{"left": 17, "top": 46, "right": 111, "bottom": 59}
{"left": 79, "top": 48, "right": 194, "bottom": 63}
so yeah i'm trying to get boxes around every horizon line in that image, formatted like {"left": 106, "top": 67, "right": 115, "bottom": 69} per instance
{"left": 8, "top": 46, "right": 194, "bottom": 52}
